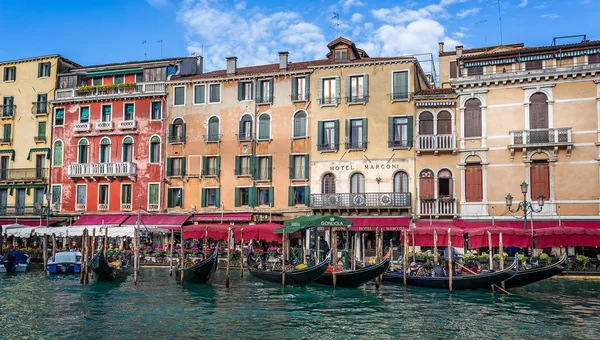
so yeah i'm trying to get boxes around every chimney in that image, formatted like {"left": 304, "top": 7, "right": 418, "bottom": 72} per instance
{"left": 456, "top": 45, "right": 463, "bottom": 58}
{"left": 438, "top": 42, "right": 444, "bottom": 53}
{"left": 279, "top": 51, "right": 289, "bottom": 71}
{"left": 196, "top": 56, "right": 203, "bottom": 74}
{"left": 226, "top": 56, "right": 237, "bottom": 74}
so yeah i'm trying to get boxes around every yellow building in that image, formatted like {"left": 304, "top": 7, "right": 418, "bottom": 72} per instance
{"left": 0, "top": 55, "right": 78, "bottom": 219}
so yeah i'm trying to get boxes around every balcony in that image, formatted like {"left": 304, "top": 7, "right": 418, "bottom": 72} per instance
{"left": 318, "top": 97, "right": 340, "bottom": 106}
{"left": 74, "top": 122, "right": 91, "bottom": 132}
{"left": 31, "top": 102, "right": 48, "bottom": 116}
{"left": 291, "top": 93, "right": 309, "bottom": 102}
{"left": 416, "top": 134, "right": 457, "bottom": 155}
{"left": 95, "top": 121, "right": 114, "bottom": 131}
{"left": 345, "top": 95, "right": 369, "bottom": 104}
{"left": 118, "top": 120, "right": 137, "bottom": 130}
{"left": 203, "top": 134, "right": 221, "bottom": 143}
{"left": 317, "top": 143, "right": 339, "bottom": 152}
{"left": 389, "top": 92, "right": 410, "bottom": 101}
{"left": 34, "top": 135, "right": 47, "bottom": 143}
{"left": 256, "top": 96, "right": 272, "bottom": 105}
{"left": 311, "top": 192, "right": 411, "bottom": 211}
{"left": 54, "top": 82, "right": 166, "bottom": 101}
{"left": 0, "top": 137, "right": 11, "bottom": 145}
{"left": 0, "top": 105, "right": 15, "bottom": 119}
{"left": 388, "top": 140, "right": 412, "bottom": 149}
{"left": 202, "top": 169, "right": 220, "bottom": 177}
{"left": 168, "top": 135, "right": 186, "bottom": 144}
{"left": 237, "top": 133, "right": 253, "bottom": 142}
{"left": 419, "top": 198, "right": 456, "bottom": 217}
{"left": 0, "top": 168, "right": 47, "bottom": 183}
{"left": 0, "top": 205, "right": 47, "bottom": 216}
{"left": 508, "top": 128, "right": 573, "bottom": 159}
{"left": 345, "top": 141, "right": 366, "bottom": 151}
{"left": 67, "top": 162, "right": 136, "bottom": 181}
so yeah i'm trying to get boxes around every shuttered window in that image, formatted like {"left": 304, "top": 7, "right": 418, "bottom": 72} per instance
{"left": 437, "top": 111, "right": 452, "bottom": 134}
{"left": 449, "top": 61, "right": 457, "bottom": 78}
{"left": 419, "top": 111, "right": 434, "bottom": 135}
{"left": 465, "top": 164, "right": 483, "bottom": 202}
{"left": 589, "top": 54, "right": 600, "bottom": 64}
{"left": 464, "top": 98, "right": 482, "bottom": 137}
{"left": 529, "top": 93, "right": 549, "bottom": 143}
{"left": 531, "top": 161, "right": 550, "bottom": 200}
{"left": 468, "top": 66, "right": 483, "bottom": 76}
{"left": 419, "top": 170, "right": 434, "bottom": 199}
{"left": 525, "top": 60, "right": 543, "bottom": 70}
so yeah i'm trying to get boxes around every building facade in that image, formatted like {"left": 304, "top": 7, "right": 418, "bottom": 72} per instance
{"left": 0, "top": 55, "right": 78, "bottom": 219}
{"left": 50, "top": 57, "right": 202, "bottom": 215}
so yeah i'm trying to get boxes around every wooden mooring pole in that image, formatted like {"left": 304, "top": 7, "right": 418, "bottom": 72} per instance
{"left": 448, "top": 228, "right": 453, "bottom": 293}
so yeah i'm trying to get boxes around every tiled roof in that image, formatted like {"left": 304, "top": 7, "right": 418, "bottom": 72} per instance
{"left": 0, "top": 54, "right": 81, "bottom": 67}
{"left": 328, "top": 36, "right": 356, "bottom": 48}
{"left": 71, "top": 57, "right": 189, "bottom": 71}
{"left": 460, "top": 40, "right": 600, "bottom": 60}
{"left": 439, "top": 43, "right": 524, "bottom": 57}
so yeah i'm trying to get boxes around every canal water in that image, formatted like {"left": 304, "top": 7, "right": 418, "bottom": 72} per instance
{"left": 1, "top": 269, "right": 599, "bottom": 339}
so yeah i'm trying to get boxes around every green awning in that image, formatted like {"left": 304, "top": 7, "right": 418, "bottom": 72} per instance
{"left": 0, "top": 149, "right": 15, "bottom": 161}
{"left": 27, "top": 147, "right": 51, "bottom": 160}
{"left": 86, "top": 67, "right": 143, "bottom": 78}
{"left": 275, "top": 215, "right": 353, "bottom": 234}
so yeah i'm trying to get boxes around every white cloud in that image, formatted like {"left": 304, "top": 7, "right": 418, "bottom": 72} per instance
{"left": 372, "top": 7, "right": 432, "bottom": 24}
{"left": 234, "top": 1, "right": 246, "bottom": 11}
{"left": 535, "top": 5, "right": 547, "bottom": 10}
{"left": 541, "top": 13, "right": 560, "bottom": 19}
{"left": 340, "top": 0, "right": 364, "bottom": 12}
{"left": 456, "top": 7, "right": 480, "bottom": 18}
{"left": 518, "top": 0, "right": 528, "bottom": 8}
{"left": 147, "top": 0, "right": 170, "bottom": 7}
{"left": 453, "top": 32, "right": 466, "bottom": 38}
{"left": 351, "top": 13, "right": 363, "bottom": 23}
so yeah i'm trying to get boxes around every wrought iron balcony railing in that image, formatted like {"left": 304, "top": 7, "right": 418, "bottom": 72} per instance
{"left": 345, "top": 141, "right": 367, "bottom": 151}
{"left": 168, "top": 135, "right": 186, "bottom": 144}
{"left": 317, "top": 97, "right": 340, "bottom": 106}
{"left": 389, "top": 92, "right": 410, "bottom": 101}
{"left": 31, "top": 102, "right": 48, "bottom": 115}
{"left": 345, "top": 95, "right": 369, "bottom": 104}
{"left": 291, "top": 93, "right": 309, "bottom": 101}
{"left": 317, "top": 143, "right": 339, "bottom": 152}
{"left": 388, "top": 140, "right": 412, "bottom": 149}
{"left": 204, "top": 134, "right": 221, "bottom": 143}
{"left": 311, "top": 192, "right": 412, "bottom": 209}
{"left": 0, "top": 105, "right": 15, "bottom": 118}
{"left": 509, "top": 128, "right": 573, "bottom": 147}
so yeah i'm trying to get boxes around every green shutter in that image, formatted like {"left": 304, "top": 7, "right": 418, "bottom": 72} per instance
{"left": 407, "top": 116, "right": 414, "bottom": 147}
{"left": 269, "top": 186, "right": 274, "bottom": 207}
{"left": 256, "top": 80, "right": 261, "bottom": 100}
{"left": 268, "top": 79, "right": 274, "bottom": 103}
{"left": 288, "top": 186, "right": 294, "bottom": 206}
{"left": 305, "top": 76, "right": 310, "bottom": 100}
{"left": 216, "top": 156, "right": 221, "bottom": 177}
{"left": 289, "top": 155, "right": 294, "bottom": 179}
{"left": 291, "top": 77, "right": 297, "bottom": 99}
{"left": 238, "top": 119, "right": 244, "bottom": 138}
{"left": 317, "top": 121, "right": 324, "bottom": 148}
{"left": 235, "top": 156, "right": 240, "bottom": 175}
{"left": 344, "top": 75, "right": 350, "bottom": 102}
{"left": 238, "top": 82, "right": 243, "bottom": 101}
{"left": 248, "top": 187, "right": 257, "bottom": 207}
{"left": 333, "top": 120, "right": 340, "bottom": 147}
{"left": 167, "top": 188, "right": 173, "bottom": 208}
{"left": 362, "top": 118, "right": 368, "bottom": 149}
{"left": 317, "top": 78, "right": 323, "bottom": 102}
{"left": 303, "top": 154, "right": 309, "bottom": 179}
{"left": 363, "top": 74, "right": 369, "bottom": 103}
{"left": 168, "top": 124, "right": 174, "bottom": 140}
{"left": 304, "top": 186, "right": 311, "bottom": 206}
{"left": 234, "top": 188, "right": 240, "bottom": 207}
{"left": 249, "top": 156, "right": 256, "bottom": 178}
{"left": 166, "top": 157, "right": 172, "bottom": 176}
{"left": 38, "top": 63, "right": 42, "bottom": 78}
{"left": 215, "top": 188, "right": 220, "bottom": 208}
{"left": 181, "top": 123, "right": 186, "bottom": 143}
{"left": 181, "top": 157, "right": 186, "bottom": 176}
{"left": 202, "top": 156, "right": 207, "bottom": 176}
{"left": 344, "top": 119, "right": 349, "bottom": 144}
{"left": 4, "top": 124, "right": 11, "bottom": 140}
{"left": 267, "top": 156, "right": 272, "bottom": 180}
{"left": 335, "top": 77, "right": 341, "bottom": 104}
{"left": 388, "top": 117, "right": 394, "bottom": 145}
{"left": 201, "top": 188, "right": 207, "bottom": 207}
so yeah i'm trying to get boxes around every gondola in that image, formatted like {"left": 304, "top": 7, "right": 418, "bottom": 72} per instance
{"left": 504, "top": 253, "right": 568, "bottom": 288}
{"left": 89, "top": 246, "right": 132, "bottom": 282}
{"left": 382, "top": 257, "right": 518, "bottom": 290}
{"left": 178, "top": 249, "right": 218, "bottom": 284}
{"left": 313, "top": 257, "right": 391, "bottom": 288}
{"left": 247, "top": 249, "right": 332, "bottom": 285}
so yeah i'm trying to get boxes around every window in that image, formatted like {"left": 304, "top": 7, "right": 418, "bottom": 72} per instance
{"left": 437, "top": 111, "right": 452, "bottom": 135}
{"left": 151, "top": 101, "right": 162, "bottom": 120}
{"left": 465, "top": 163, "right": 483, "bottom": 202}
{"left": 525, "top": 60, "right": 543, "bottom": 70}
{"left": 123, "top": 103, "right": 134, "bottom": 120}
{"left": 292, "top": 76, "right": 308, "bottom": 101}
{"left": 290, "top": 154, "right": 308, "bottom": 180}
{"left": 202, "top": 188, "right": 219, "bottom": 207}
{"left": 3, "top": 66, "right": 16, "bottom": 81}
{"left": 236, "top": 187, "right": 250, "bottom": 207}
{"left": 54, "top": 108, "right": 64, "bottom": 126}
{"left": 36, "top": 94, "right": 48, "bottom": 114}
{"left": 167, "top": 157, "right": 186, "bottom": 177}
{"left": 167, "top": 187, "right": 183, "bottom": 208}
{"left": 531, "top": 161, "right": 550, "bottom": 201}
{"left": 437, "top": 169, "right": 453, "bottom": 198}
{"left": 293, "top": 110, "right": 307, "bottom": 138}
{"left": 209, "top": 84, "right": 221, "bottom": 103}
{"left": 148, "top": 184, "right": 160, "bottom": 209}
{"left": 76, "top": 185, "right": 87, "bottom": 208}
{"left": 101, "top": 105, "right": 111, "bottom": 122}
{"left": 393, "top": 171, "right": 409, "bottom": 193}
{"left": 347, "top": 75, "right": 366, "bottom": 103}
{"left": 99, "top": 138, "right": 111, "bottom": 163}
{"left": 38, "top": 62, "right": 51, "bottom": 78}
{"left": 449, "top": 61, "right": 457, "bottom": 78}
{"left": 419, "top": 169, "right": 434, "bottom": 199}
{"left": 51, "top": 185, "right": 62, "bottom": 207}
{"left": 169, "top": 118, "right": 185, "bottom": 143}
{"left": 144, "top": 67, "right": 167, "bottom": 82}
{"left": 238, "top": 82, "right": 253, "bottom": 101}
{"left": 174, "top": 86, "right": 185, "bottom": 106}
{"left": 258, "top": 114, "right": 271, "bottom": 140}
{"left": 388, "top": 116, "right": 411, "bottom": 148}
{"left": 239, "top": 115, "right": 253, "bottom": 141}
{"left": 2, "top": 96, "right": 14, "bottom": 117}
{"left": 257, "top": 80, "right": 272, "bottom": 103}
{"left": 59, "top": 75, "right": 82, "bottom": 89}
{"left": 92, "top": 77, "right": 102, "bottom": 86}
{"left": 202, "top": 156, "right": 220, "bottom": 177}
{"left": 350, "top": 173, "right": 365, "bottom": 194}
{"left": 318, "top": 120, "right": 338, "bottom": 151}
{"left": 149, "top": 136, "right": 160, "bottom": 163}
{"left": 392, "top": 71, "right": 409, "bottom": 100}
{"left": 464, "top": 98, "right": 482, "bottom": 138}
{"left": 335, "top": 49, "right": 348, "bottom": 62}
{"left": 114, "top": 75, "right": 124, "bottom": 85}
{"left": 136, "top": 73, "right": 143, "bottom": 83}
{"left": 53, "top": 140, "right": 63, "bottom": 166}
{"left": 204, "top": 116, "right": 219, "bottom": 142}
{"left": 419, "top": 111, "right": 434, "bottom": 135}
{"left": 235, "top": 155, "right": 251, "bottom": 176}
{"left": 289, "top": 186, "right": 309, "bottom": 206}
{"left": 321, "top": 77, "right": 338, "bottom": 105}
{"left": 322, "top": 174, "right": 336, "bottom": 194}
{"left": 37, "top": 122, "right": 46, "bottom": 141}
{"left": 468, "top": 66, "right": 483, "bottom": 76}
{"left": 121, "top": 184, "right": 132, "bottom": 208}
{"left": 79, "top": 107, "right": 89, "bottom": 123}
{"left": 257, "top": 187, "right": 274, "bottom": 206}
{"left": 194, "top": 84, "right": 206, "bottom": 104}
{"left": 98, "top": 184, "right": 109, "bottom": 205}
{"left": 346, "top": 118, "right": 367, "bottom": 150}
{"left": 589, "top": 54, "right": 600, "bottom": 64}
{"left": 2, "top": 124, "right": 11, "bottom": 143}
{"left": 529, "top": 93, "right": 549, "bottom": 143}
{"left": 256, "top": 156, "right": 272, "bottom": 180}
{"left": 122, "top": 137, "right": 133, "bottom": 162}
{"left": 78, "top": 139, "right": 89, "bottom": 163}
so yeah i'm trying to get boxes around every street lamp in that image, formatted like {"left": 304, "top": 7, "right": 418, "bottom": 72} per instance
{"left": 506, "top": 181, "right": 545, "bottom": 254}
{"left": 45, "top": 191, "right": 51, "bottom": 227}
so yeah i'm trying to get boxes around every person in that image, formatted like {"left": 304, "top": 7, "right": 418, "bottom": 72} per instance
{"left": 396, "top": 242, "right": 403, "bottom": 264}
{"left": 444, "top": 247, "right": 457, "bottom": 275}
{"left": 319, "top": 236, "right": 330, "bottom": 261}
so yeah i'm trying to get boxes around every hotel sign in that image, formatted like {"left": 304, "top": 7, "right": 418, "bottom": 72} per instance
{"left": 328, "top": 161, "right": 405, "bottom": 172}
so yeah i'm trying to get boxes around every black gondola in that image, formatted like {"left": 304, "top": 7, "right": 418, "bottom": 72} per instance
{"left": 504, "top": 253, "right": 568, "bottom": 288}
{"left": 313, "top": 257, "right": 391, "bottom": 288}
{"left": 247, "top": 249, "right": 332, "bottom": 285}
{"left": 383, "top": 257, "right": 518, "bottom": 290}
{"left": 89, "top": 246, "right": 132, "bottom": 282}
{"left": 178, "top": 249, "right": 218, "bottom": 284}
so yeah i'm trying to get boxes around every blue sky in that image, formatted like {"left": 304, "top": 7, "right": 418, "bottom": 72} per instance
{"left": 1, "top": 0, "right": 598, "bottom": 75}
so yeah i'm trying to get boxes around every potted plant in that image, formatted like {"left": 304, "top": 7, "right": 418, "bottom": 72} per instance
{"left": 154, "top": 247, "right": 164, "bottom": 257}
{"left": 416, "top": 251, "right": 427, "bottom": 263}
{"left": 267, "top": 247, "right": 278, "bottom": 259}
{"left": 460, "top": 254, "right": 476, "bottom": 265}
{"left": 230, "top": 249, "right": 240, "bottom": 261}
{"left": 478, "top": 252, "right": 490, "bottom": 263}
{"left": 242, "top": 247, "right": 249, "bottom": 257}
{"left": 190, "top": 247, "right": 200, "bottom": 257}
{"left": 576, "top": 254, "right": 590, "bottom": 271}
{"left": 538, "top": 253, "right": 552, "bottom": 266}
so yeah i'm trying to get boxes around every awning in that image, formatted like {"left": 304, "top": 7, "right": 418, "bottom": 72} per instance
{"left": 184, "top": 224, "right": 231, "bottom": 241}
{"left": 122, "top": 214, "right": 190, "bottom": 230}
{"left": 73, "top": 214, "right": 129, "bottom": 227}
{"left": 277, "top": 215, "right": 353, "bottom": 234}
{"left": 33, "top": 227, "right": 72, "bottom": 237}
{"left": 535, "top": 227, "right": 600, "bottom": 248}
{"left": 0, "top": 149, "right": 15, "bottom": 161}
{"left": 86, "top": 67, "right": 143, "bottom": 78}
{"left": 193, "top": 213, "right": 253, "bottom": 223}
{"left": 105, "top": 226, "right": 169, "bottom": 238}
{"left": 0, "top": 219, "right": 58, "bottom": 227}
{"left": 470, "top": 221, "right": 559, "bottom": 230}
{"left": 407, "top": 227, "right": 465, "bottom": 248}
{"left": 347, "top": 217, "right": 410, "bottom": 231}
{"left": 2, "top": 224, "right": 36, "bottom": 238}
{"left": 467, "top": 227, "right": 532, "bottom": 248}
{"left": 233, "top": 223, "right": 283, "bottom": 243}
{"left": 27, "top": 147, "right": 50, "bottom": 160}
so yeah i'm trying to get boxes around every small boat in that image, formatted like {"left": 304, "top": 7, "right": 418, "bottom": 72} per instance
{"left": 504, "top": 253, "right": 568, "bottom": 288}
{"left": 314, "top": 257, "right": 391, "bottom": 288}
{"left": 0, "top": 251, "right": 30, "bottom": 273}
{"left": 89, "top": 246, "right": 132, "bottom": 282}
{"left": 178, "top": 249, "right": 218, "bottom": 284}
{"left": 48, "top": 251, "right": 82, "bottom": 274}
{"left": 247, "top": 249, "right": 331, "bottom": 285}
{"left": 383, "top": 257, "right": 518, "bottom": 290}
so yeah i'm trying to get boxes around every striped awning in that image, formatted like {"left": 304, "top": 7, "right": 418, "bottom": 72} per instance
{"left": 86, "top": 68, "right": 143, "bottom": 78}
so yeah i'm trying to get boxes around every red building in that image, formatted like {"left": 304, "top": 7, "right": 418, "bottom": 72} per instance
{"left": 50, "top": 57, "right": 202, "bottom": 214}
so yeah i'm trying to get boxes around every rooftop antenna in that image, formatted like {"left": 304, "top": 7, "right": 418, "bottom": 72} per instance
{"left": 157, "top": 40, "right": 163, "bottom": 58}
{"left": 475, "top": 20, "right": 488, "bottom": 49}
{"left": 488, "top": 0, "right": 503, "bottom": 45}
{"left": 331, "top": 13, "right": 340, "bottom": 38}
{"left": 142, "top": 40, "right": 147, "bottom": 60}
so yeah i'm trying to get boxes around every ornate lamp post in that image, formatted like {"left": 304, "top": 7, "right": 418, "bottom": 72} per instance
{"left": 505, "top": 181, "right": 545, "bottom": 254}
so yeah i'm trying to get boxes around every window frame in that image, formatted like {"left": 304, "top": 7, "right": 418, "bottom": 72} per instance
{"left": 122, "top": 136, "right": 134, "bottom": 163}
{"left": 257, "top": 113, "right": 271, "bottom": 140}
{"left": 98, "top": 184, "right": 110, "bottom": 205}
{"left": 79, "top": 106, "right": 90, "bottom": 124}
{"left": 193, "top": 84, "right": 206, "bottom": 105}
{"left": 148, "top": 182, "right": 161, "bottom": 210}
{"left": 150, "top": 101, "right": 162, "bottom": 120}
{"left": 321, "top": 77, "right": 337, "bottom": 105}
{"left": 51, "top": 184, "right": 62, "bottom": 208}
{"left": 54, "top": 107, "right": 65, "bottom": 127}
{"left": 257, "top": 187, "right": 271, "bottom": 206}
{"left": 149, "top": 135, "right": 161, "bottom": 164}
{"left": 121, "top": 183, "right": 133, "bottom": 208}
{"left": 123, "top": 102, "right": 135, "bottom": 121}
{"left": 99, "top": 137, "right": 111, "bottom": 163}
{"left": 293, "top": 110, "right": 308, "bottom": 138}
{"left": 238, "top": 187, "right": 250, "bottom": 206}
{"left": 205, "top": 187, "right": 218, "bottom": 207}
{"left": 391, "top": 70, "right": 410, "bottom": 102}
{"left": 334, "top": 49, "right": 348, "bottom": 62}
{"left": 77, "top": 138, "right": 89, "bottom": 164}
{"left": 75, "top": 184, "right": 87, "bottom": 208}
{"left": 348, "top": 74, "right": 365, "bottom": 103}
{"left": 39, "top": 62, "right": 51, "bottom": 78}
{"left": 168, "top": 187, "right": 184, "bottom": 208}
{"left": 4, "top": 66, "right": 16, "bottom": 82}
{"left": 240, "top": 81, "right": 253, "bottom": 101}
{"left": 173, "top": 86, "right": 186, "bottom": 106}
{"left": 208, "top": 83, "right": 221, "bottom": 104}
{"left": 101, "top": 104, "right": 112, "bottom": 122}
{"left": 52, "top": 139, "right": 63, "bottom": 166}
{"left": 207, "top": 116, "right": 220, "bottom": 142}
{"left": 292, "top": 186, "right": 307, "bottom": 205}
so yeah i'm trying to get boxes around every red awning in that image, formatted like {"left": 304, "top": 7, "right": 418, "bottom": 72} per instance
{"left": 464, "top": 221, "right": 558, "bottom": 230}
{"left": 0, "top": 219, "right": 59, "bottom": 227}
{"left": 535, "top": 227, "right": 600, "bottom": 248}
{"left": 406, "top": 226, "right": 465, "bottom": 248}
{"left": 467, "top": 227, "right": 533, "bottom": 248}
{"left": 122, "top": 214, "right": 190, "bottom": 230}
{"left": 347, "top": 217, "right": 410, "bottom": 231}
{"left": 193, "top": 213, "right": 252, "bottom": 223}
{"left": 561, "top": 221, "right": 600, "bottom": 229}
{"left": 73, "top": 214, "right": 129, "bottom": 226}
{"left": 184, "top": 224, "right": 232, "bottom": 240}
{"left": 233, "top": 223, "right": 283, "bottom": 243}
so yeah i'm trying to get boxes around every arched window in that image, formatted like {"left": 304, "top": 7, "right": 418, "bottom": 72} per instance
{"left": 53, "top": 140, "right": 63, "bottom": 166}
{"left": 122, "top": 136, "right": 133, "bottom": 162}
{"left": 207, "top": 116, "right": 220, "bottom": 142}
{"left": 529, "top": 93, "right": 549, "bottom": 143}
{"left": 293, "top": 110, "right": 307, "bottom": 137}
{"left": 419, "top": 111, "right": 434, "bottom": 135}
{"left": 437, "top": 111, "right": 452, "bottom": 135}
{"left": 419, "top": 169, "right": 434, "bottom": 199}
{"left": 438, "top": 169, "right": 453, "bottom": 198}
{"left": 393, "top": 171, "right": 409, "bottom": 193}
{"left": 149, "top": 135, "right": 161, "bottom": 163}
{"left": 258, "top": 114, "right": 271, "bottom": 140}
{"left": 464, "top": 99, "right": 482, "bottom": 138}
{"left": 170, "top": 118, "right": 185, "bottom": 143}
{"left": 239, "top": 114, "right": 253, "bottom": 141}
{"left": 78, "top": 139, "right": 89, "bottom": 164}
{"left": 100, "top": 138, "right": 111, "bottom": 163}
{"left": 350, "top": 173, "right": 365, "bottom": 194}
{"left": 465, "top": 159, "right": 482, "bottom": 202}
{"left": 322, "top": 173, "right": 336, "bottom": 194}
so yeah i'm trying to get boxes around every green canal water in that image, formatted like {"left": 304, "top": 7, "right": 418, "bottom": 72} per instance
{"left": 1, "top": 269, "right": 599, "bottom": 339}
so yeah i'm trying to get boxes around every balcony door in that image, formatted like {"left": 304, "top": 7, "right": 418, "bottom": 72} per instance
{"left": 0, "top": 156, "right": 8, "bottom": 180}
{"left": 0, "top": 189, "right": 7, "bottom": 215}
{"left": 34, "top": 188, "right": 45, "bottom": 214}
{"left": 16, "top": 188, "right": 26, "bottom": 215}
{"left": 529, "top": 93, "right": 549, "bottom": 143}
{"left": 35, "top": 154, "right": 44, "bottom": 179}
